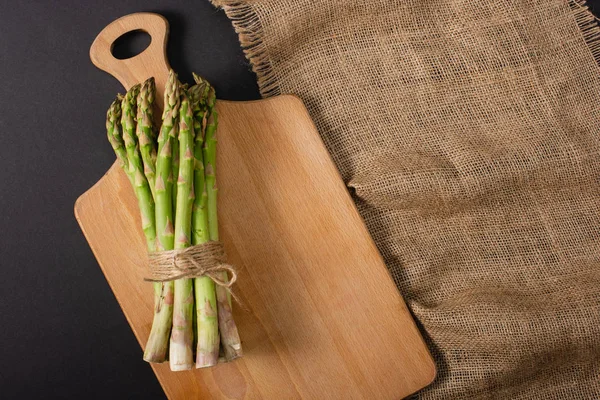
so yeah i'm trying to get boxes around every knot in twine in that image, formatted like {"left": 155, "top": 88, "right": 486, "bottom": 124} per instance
{"left": 146, "top": 241, "right": 237, "bottom": 288}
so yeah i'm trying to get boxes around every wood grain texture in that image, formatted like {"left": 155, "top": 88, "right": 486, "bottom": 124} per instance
{"left": 77, "top": 12, "right": 435, "bottom": 399}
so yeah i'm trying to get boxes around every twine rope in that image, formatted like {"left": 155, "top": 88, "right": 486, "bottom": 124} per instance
{"left": 145, "top": 241, "right": 237, "bottom": 287}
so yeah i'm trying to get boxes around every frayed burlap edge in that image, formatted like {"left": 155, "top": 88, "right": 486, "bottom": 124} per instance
{"left": 571, "top": 0, "right": 600, "bottom": 67}
{"left": 210, "top": 0, "right": 280, "bottom": 97}
{"left": 211, "top": 0, "right": 600, "bottom": 99}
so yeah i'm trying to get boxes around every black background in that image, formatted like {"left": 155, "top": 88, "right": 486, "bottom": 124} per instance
{"left": 0, "top": 1, "right": 598, "bottom": 398}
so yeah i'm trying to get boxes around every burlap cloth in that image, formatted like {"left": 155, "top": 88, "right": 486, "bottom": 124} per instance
{"left": 211, "top": 0, "right": 600, "bottom": 397}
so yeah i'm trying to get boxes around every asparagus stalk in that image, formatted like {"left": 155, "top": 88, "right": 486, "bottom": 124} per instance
{"left": 169, "top": 89, "right": 196, "bottom": 371}
{"left": 195, "top": 74, "right": 243, "bottom": 360}
{"left": 136, "top": 77, "right": 157, "bottom": 199}
{"left": 143, "top": 71, "right": 180, "bottom": 363}
{"left": 189, "top": 83, "right": 220, "bottom": 367}
{"left": 120, "top": 85, "right": 156, "bottom": 252}
{"left": 106, "top": 95, "right": 132, "bottom": 184}
{"left": 118, "top": 85, "right": 173, "bottom": 363}
{"left": 172, "top": 123, "right": 180, "bottom": 218}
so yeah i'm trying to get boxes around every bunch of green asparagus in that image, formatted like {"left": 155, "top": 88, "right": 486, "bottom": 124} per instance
{"left": 106, "top": 70, "right": 242, "bottom": 371}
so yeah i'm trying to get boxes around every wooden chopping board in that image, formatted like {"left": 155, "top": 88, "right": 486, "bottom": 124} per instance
{"left": 76, "top": 12, "right": 435, "bottom": 399}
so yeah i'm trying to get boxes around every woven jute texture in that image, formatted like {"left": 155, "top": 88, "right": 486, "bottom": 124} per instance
{"left": 212, "top": 0, "right": 600, "bottom": 397}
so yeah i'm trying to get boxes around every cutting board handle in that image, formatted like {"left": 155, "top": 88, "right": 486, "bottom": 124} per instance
{"left": 90, "top": 12, "right": 171, "bottom": 102}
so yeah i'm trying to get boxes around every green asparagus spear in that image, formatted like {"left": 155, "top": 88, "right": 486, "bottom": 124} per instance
{"left": 172, "top": 108, "right": 180, "bottom": 219}
{"left": 189, "top": 83, "right": 220, "bottom": 367}
{"left": 143, "top": 71, "right": 180, "bottom": 363}
{"left": 120, "top": 84, "right": 156, "bottom": 252}
{"left": 106, "top": 95, "right": 133, "bottom": 184}
{"left": 136, "top": 77, "right": 157, "bottom": 199}
{"left": 195, "top": 74, "right": 243, "bottom": 360}
{"left": 170, "top": 90, "right": 195, "bottom": 371}
{"left": 117, "top": 84, "right": 173, "bottom": 363}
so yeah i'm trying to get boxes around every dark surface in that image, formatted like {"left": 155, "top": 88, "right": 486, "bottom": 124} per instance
{"left": 0, "top": 1, "right": 258, "bottom": 399}
{"left": 2, "top": 0, "right": 600, "bottom": 399}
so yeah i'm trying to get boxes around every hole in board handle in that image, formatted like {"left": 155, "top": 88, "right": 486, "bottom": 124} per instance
{"left": 111, "top": 30, "right": 151, "bottom": 60}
